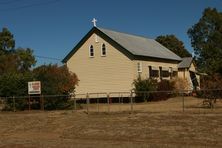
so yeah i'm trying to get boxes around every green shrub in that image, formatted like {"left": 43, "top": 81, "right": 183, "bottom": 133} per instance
{"left": 33, "top": 64, "right": 78, "bottom": 110}
{"left": 0, "top": 72, "right": 33, "bottom": 111}
{"left": 133, "top": 76, "right": 157, "bottom": 102}
{"left": 133, "top": 77, "right": 175, "bottom": 102}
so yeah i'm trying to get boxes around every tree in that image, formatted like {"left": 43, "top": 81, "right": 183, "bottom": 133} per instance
{"left": 0, "top": 72, "right": 33, "bottom": 97}
{"left": 0, "top": 53, "right": 18, "bottom": 74}
{"left": 0, "top": 27, "right": 79, "bottom": 110}
{"left": 187, "top": 8, "right": 222, "bottom": 74}
{"left": 0, "top": 27, "right": 36, "bottom": 110}
{"left": 0, "top": 27, "right": 36, "bottom": 74}
{"left": 33, "top": 64, "right": 78, "bottom": 95}
{"left": 156, "top": 35, "right": 191, "bottom": 58}
{"left": 0, "top": 27, "right": 15, "bottom": 54}
{"left": 33, "top": 64, "right": 79, "bottom": 110}
{"left": 0, "top": 48, "right": 36, "bottom": 74}
{"left": 15, "top": 48, "right": 36, "bottom": 72}
{"left": 0, "top": 72, "right": 34, "bottom": 110}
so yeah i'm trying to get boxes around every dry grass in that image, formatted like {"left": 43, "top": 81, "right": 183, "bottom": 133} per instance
{"left": 0, "top": 97, "right": 222, "bottom": 148}
{"left": 86, "top": 96, "right": 222, "bottom": 113}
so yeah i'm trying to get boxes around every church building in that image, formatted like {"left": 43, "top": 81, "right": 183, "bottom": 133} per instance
{"left": 62, "top": 19, "right": 200, "bottom": 94}
{"left": 62, "top": 24, "right": 199, "bottom": 94}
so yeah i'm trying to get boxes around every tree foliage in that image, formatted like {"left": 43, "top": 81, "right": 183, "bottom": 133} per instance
{"left": 200, "top": 73, "right": 222, "bottom": 90}
{"left": 15, "top": 48, "right": 36, "bottom": 72}
{"left": 0, "top": 28, "right": 36, "bottom": 74}
{"left": 33, "top": 64, "right": 79, "bottom": 110}
{"left": 0, "top": 53, "right": 18, "bottom": 74}
{"left": 187, "top": 8, "right": 222, "bottom": 74}
{"left": 0, "top": 27, "right": 15, "bottom": 54}
{"left": 0, "top": 48, "right": 36, "bottom": 74}
{"left": 156, "top": 35, "right": 191, "bottom": 58}
{"left": 195, "top": 73, "right": 222, "bottom": 99}
{"left": 0, "top": 27, "right": 36, "bottom": 102}
{"left": 133, "top": 77, "right": 175, "bottom": 101}
{"left": 133, "top": 76, "right": 157, "bottom": 92}
{"left": 0, "top": 72, "right": 33, "bottom": 97}
{"left": 0, "top": 72, "right": 34, "bottom": 110}
{"left": 133, "top": 76, "right": 157, "bottom": 102}
{"left": 33, "top": 64, "right": 78, "bottom": 95}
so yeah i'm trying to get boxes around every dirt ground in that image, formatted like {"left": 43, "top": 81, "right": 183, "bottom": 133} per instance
{"left": 0, "top": 97, "right": 222, "bottom": 148}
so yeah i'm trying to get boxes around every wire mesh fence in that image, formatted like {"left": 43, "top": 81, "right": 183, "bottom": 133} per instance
{"left": 1, "top": 89, "right": 222, "bottom": 113}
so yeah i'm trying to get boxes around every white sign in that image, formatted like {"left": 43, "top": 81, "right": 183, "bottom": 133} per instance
{"left": 28, "top": 81, "right": 41, "bottom": 95}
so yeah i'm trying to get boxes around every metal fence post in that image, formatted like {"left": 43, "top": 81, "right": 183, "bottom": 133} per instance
{"left": 86, "top": 93, "right": 89, "bottom": 114}
{"left": 107, "top": 93, "right": 110, "bottom": 113}
{"left": 182, "top": 90, "right": 184, "bottom": 112}
{"left": 72, "top": 94, "right": 76, "bottom": 111}
{"left": 41, "top": 95, "right": 44, "bottom": 111}
{"left": 13, "top": 96, "right": 16, "bottom": 112}
{"left": 130, "top": 91, "right": 133, "bottom": 113}
{"left": 97, "top": 93, "right": 99, "bottom": 113}
{"left": 74, "top": 96, "right": 76, "bottom": 110}
{"left": 119, "top": 93, "right": 121, "bottom": 112}
{"left": 28, "top": 95, "right": 31, "bottom": 111}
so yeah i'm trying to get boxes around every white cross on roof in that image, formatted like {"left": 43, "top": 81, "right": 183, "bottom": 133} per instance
{"left": 92, "top": 18, "right": 97, "bottom": 27}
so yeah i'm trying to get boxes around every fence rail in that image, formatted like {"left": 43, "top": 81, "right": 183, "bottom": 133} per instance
{"left": 1, "top": 89, "right": 222, "bottom": 113}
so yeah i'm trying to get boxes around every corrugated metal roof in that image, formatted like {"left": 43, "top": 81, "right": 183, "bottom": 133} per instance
{"left": 178, "top": 57, "right": 193, "bottom": 68}
{"left": 98, "top": 27, "right": 182, "bottom": 61}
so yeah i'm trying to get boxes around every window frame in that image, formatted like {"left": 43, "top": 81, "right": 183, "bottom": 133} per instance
{"left": 161, "top": 67, "right": 170, "bottom": 78}
{"left": 89, "top": 45, "right": 94, "bottom": 58}
{"left": 137, "top": 62, "right": 142, "bottom": 73}
{"left": 149, "top": 66, "right": 159, "bottom": 78}
{"left": 101, "top": 43, "right": 106, "bottom": 57}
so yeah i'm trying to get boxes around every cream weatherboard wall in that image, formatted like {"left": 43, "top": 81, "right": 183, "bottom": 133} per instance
{"left": 67, "top": 33, "right": 134, "bottom": 94}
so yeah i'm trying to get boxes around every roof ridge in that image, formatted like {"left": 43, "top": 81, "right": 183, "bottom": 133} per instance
{"left": 97, "top": 27, "right": 153, "bottom": 40}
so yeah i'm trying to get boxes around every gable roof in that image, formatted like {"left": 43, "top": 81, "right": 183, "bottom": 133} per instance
{"left": 98, "top": 28, "right": 181, "bottom": 61}
{"left": 178, "top": 57, "right": 193, "bottom": 68}
{"left": 62, "top": 27, "right": 181, "bottom": 63}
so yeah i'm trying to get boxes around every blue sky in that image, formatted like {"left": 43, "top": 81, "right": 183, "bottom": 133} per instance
{"left": 1, "top": 0, "right": 222, "bottom": 66}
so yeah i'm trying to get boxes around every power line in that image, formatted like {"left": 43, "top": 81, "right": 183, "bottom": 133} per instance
{"left": 35, "top": 55, "right": 62, "bottom": 61}
{"left": 0, "top": 0, "right": 61, "bottom": 11}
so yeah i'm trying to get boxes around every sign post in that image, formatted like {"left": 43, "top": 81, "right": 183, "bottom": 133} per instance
{"left": 28, "top": 81, "right": 41, "bottom": 110}
{"left": 28, "top": 81, "right": 41, "bottom": 95}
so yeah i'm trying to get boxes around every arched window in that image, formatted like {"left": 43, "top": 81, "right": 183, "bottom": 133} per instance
{"left": 101, "top": 43, "right": 106, "bottom": 56}
{"left": 89, "top": 45, "right": 94, "bottom": 57}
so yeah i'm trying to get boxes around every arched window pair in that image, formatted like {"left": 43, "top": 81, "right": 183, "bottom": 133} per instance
{"left": 89, "top": 43, "right": 106, "bottom": 57}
